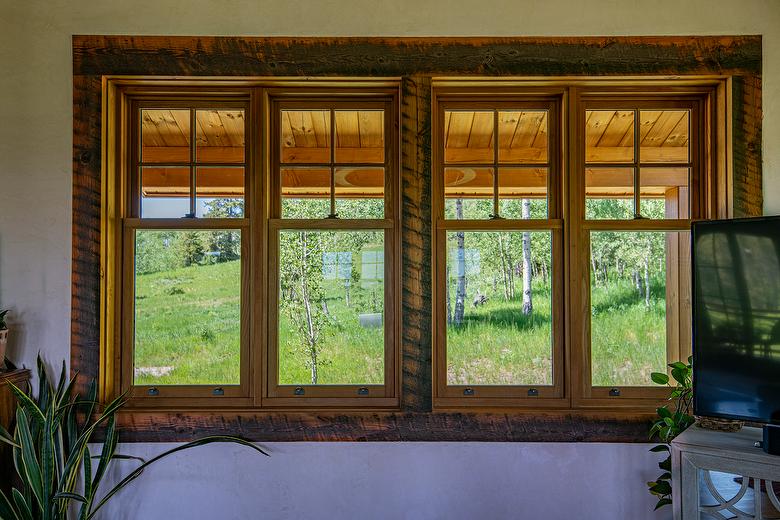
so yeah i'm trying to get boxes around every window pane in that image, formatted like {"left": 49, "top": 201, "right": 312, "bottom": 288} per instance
{"left": 196, "top": 167, "right": 245, "bottom": 218}
{"left": 498, "top": 111, "right": 548, "bottom": 164}
{"left": 195, "top": 109, "right": 245, "bottom": 163}
{"left": 281, "top": 110, "right": 331, "bottom": 164}
{"left": 334, "top": 110, "right": 384, "bottom": 163}
{"left": 140, "top": 166, "right": 190, "bottom": 218}
{"left": 590, "top": 231, "right": 672, "bottom": 386}
{"left": 444, "top": 111, "right": 494, "bottom": 164}
{"left": 639, "top": 110, "right": 689, "bottom": 163}
{"left": 585, "top": 167, "right": 635, "bottom": 220}
{"left": 278, "top": 230, "right": 385, "bottom": 385}
{"left": 498, "top": 167, "right": 548, "bottom": 218}
{"left": 141, "top": 109, "right": 190, "bottom": 163}
{"left": 281, "top": 167, "right": 332, "bottom": 218}
{"left": 444, "top": 167, "right": 494, "bottom": 219}
{"left": 639, "top": 168, "right": 690, "bottom": 219}
{"left": 133, "top": 229, "right": 241, "bottom": 386}
{"left": 446, "top": 231, "right": 553, "bottom": 386}
{"left": 335, "top": 167, "right": 385, "bottom": 218}
{"left": 585, "top": 110, "right": 634, "bottom": 164}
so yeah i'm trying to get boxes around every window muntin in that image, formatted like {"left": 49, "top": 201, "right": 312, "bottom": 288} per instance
{"left": 279, "top": 108, "right": 386, "bottom": 219}
{"left": 268, "top": 95, "right": 398, "bottom": 403}
{"left": 443, "top": 108, "right": 551, "bottom": 219}
{"left": 584, "top": 108, "right": 691, "bottom": 221}
{"left": 139, "top": 106, "right": 247, "bottom": 219}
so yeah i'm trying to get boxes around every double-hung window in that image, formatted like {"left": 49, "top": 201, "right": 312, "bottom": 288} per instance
{"left": 432, "top": 83, "right": 716, "bottom": 408}
{"left": 266, "top": 92, "right": 399, "bottom": 405}
{"left": 116, "top": 85, "right": 400, "bottom": 408}
{"left": 124, "top": 99, "right": 250, "bottom": 403}
{"left": 432, "top": 92, "right": 566, "bottom": 406}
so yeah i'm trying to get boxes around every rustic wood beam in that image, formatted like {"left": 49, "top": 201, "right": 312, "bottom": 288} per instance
{"left": 73, "top": 36, "right": 761, "bottom": 77}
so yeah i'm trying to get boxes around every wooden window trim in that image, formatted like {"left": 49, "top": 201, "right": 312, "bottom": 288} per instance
{"left": 73, "top": 36, "right": 761, "bottom": 441}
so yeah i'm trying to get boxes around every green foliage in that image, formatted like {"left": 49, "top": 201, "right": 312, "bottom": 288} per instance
{"left": 647, "top": 356, "right": 694, "bottom": 511}
{"left": 0, "top": 309, "right": 8, "bottom": 330}
{"left": 176, "top": 231, "right": 206, "bottom": 267}
{"left": 0, "top": 356, "right": 267, "bottom": 520}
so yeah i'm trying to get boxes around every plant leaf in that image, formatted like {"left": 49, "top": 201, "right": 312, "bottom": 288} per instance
{"left": 649, "top": 444, "right": 669, "bottom": 453}
{"left": 11, "top": 489, "right": 32, "bottom": 520}
{"left": 654, "top": 498, "right": 673, "bottom": 510}
{"left": 87, "top": 436, "right": 268, "bottom": 519}
{"left": 15, "top": 408, "right": 44, "bottom": 510}
{"left": 650, "top": 372, "right": 669, "bottom": 385}
{"left": 54, "top": 492, "right": 88, "bottom": 503}
{"left": 7, "top": 383, "right": 45, "bottom": 424}
{"left": 0, "top": 423, "right": 20, "bottom": 448}
{"left": 0, "top": 488, "right": 21, "bottom": 520}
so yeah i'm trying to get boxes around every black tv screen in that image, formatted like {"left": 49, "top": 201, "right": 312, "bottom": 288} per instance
{"left": 693, "top": 216, "right": 780, "bottom": 424}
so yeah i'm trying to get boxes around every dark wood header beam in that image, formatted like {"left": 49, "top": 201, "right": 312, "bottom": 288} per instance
{"left": 73, "top": 35, "right": 761, "bottom": 77}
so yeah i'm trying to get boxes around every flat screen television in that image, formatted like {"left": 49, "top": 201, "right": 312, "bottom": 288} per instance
{"left": 692, "top": 215, "right": 780, "bottom": 424}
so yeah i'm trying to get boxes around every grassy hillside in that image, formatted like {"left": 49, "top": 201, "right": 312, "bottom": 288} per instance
{"left": 134, "top": 260, "right": 666, "bottom": 387}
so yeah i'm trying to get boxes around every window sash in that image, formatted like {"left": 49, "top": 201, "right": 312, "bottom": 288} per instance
{"left": 433, "top": 93, "right": 566, "bottom": 406}
{"left": 573, "top": 95, "right": 705, "bottom": 404}
{"left": 265, "top": 92, "right": 400, "bottom": 405}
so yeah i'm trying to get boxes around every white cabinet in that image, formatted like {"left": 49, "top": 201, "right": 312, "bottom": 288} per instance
{"left": 672, "top": 425, "right": 780, "bottom": 519}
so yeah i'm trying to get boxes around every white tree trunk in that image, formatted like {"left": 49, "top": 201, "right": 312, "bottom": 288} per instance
{"left": 454, "top": 199, "right": 467, "bottom": 326}
{"left": 299, "top": 232, "right": 319, "bottom": 384}
{"left": 522, "top": 199, "right": 533, "bottom": 315}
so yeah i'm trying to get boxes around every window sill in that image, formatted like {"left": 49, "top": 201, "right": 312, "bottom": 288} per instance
{"left": 112, "top": 409, "right": 655, "bottom": 443}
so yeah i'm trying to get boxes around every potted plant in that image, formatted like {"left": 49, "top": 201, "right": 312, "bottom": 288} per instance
{"left": 0, "top": 309, "right": 8, "bottom": 370}
{"left": 646, "top": 357, "right": 694, "bottom": 510}
{"left": 0, "top": 356, "right": 268, "bottom": 519}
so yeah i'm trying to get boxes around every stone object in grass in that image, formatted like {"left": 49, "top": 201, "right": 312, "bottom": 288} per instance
{"left": 134, "top": 366, "right": 175, "bottom": 378}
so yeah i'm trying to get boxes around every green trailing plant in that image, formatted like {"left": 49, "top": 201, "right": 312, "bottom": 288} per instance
{"left": 646, "top": 356, "right": 694, "bottom": 510}
{"left": 0, "top": 309, "right": 9, "bottom": 330}
{"left": 0, "top": 356, "right": 267, "bottom": 520}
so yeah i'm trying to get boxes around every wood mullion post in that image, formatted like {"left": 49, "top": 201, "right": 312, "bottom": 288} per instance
{"left": 401, "top": 75, "right": 432, "bottom": 412}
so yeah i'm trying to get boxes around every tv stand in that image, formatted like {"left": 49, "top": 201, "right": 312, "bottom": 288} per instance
{"left": 672, "top": 425, "right": 780, "bottom": 519}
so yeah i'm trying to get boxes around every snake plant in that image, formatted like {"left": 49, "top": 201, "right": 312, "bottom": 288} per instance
{"left": 0, "top": 356, "right": 267, "bottom": 520}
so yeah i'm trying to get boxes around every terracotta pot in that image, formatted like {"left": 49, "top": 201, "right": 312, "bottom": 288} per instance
{"left": 0, "top": 328, "right": 7, "bottom": 370}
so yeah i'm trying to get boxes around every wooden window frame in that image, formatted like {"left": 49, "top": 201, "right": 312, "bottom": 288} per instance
{"left": 73, "top": 36, "right": 761, "bottom": 441}
{"left": 264, "top": 90, "right": 401, "bottom": 408}
{"left": 432, "top": 90, "right": 566, "bottom": 407}
{"left": 108, "top": 83, "right": 401, "bottom": 410}
{"left": 432, "top": 84, "right": 724, "bottom": 409}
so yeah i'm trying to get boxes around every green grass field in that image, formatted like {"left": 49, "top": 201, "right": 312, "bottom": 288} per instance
{"left": 134, "top": 260, "right": 666, "bottom": 387}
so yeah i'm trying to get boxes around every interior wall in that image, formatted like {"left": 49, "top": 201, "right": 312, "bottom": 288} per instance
{"left": 1, "top": 1, "right": 778, "bottom": 519}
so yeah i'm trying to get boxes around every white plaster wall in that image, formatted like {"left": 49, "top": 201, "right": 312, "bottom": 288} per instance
{"left": 95, "top": 441, "right": 665, "bottom": 520}
{"left": 1, "top": 1, "right": 778, "bottom": 518}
